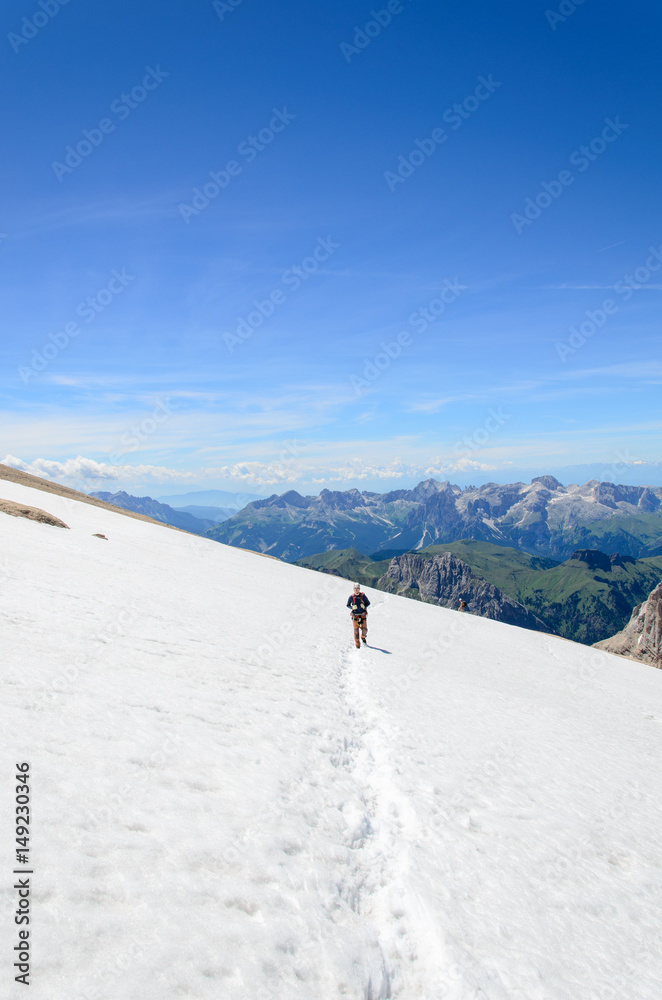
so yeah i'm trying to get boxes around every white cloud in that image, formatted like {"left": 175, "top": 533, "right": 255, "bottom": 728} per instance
{"left": 2, "top": 453, "right": 496, "bottom": 490}
{"left": 423, "top": 457, "right": 496, "bottom": 475}
{"left": 2, "top": 455, "right": 197, "bottom": 486}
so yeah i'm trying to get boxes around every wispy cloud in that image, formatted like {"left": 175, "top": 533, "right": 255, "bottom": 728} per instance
{"left": 16, "top": 195, "right": 178, "bottom": 239}
{"left": 406, "top": 393, "right": 479, "bottom": 414}
{"left": 542, "top": 283, "right": 662, "bottom": 290}
{"left": 552, "top": 360, "right": 662, "bottom": 381}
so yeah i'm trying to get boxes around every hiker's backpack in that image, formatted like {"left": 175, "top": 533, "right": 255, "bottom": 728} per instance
{"left": 350, "top": 593, "right": 367, "bottom": 616}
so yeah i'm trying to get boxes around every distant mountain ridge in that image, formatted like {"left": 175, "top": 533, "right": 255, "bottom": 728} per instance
{"left": 208, "top": 476, "right": 662, "bottom": 562}
{"left": 170, "top": 504, "right": 236, "bottom": 523}
{"left": 158, "top": 489, "right": 262, "bottom": 509}
{"left": 91, "top": 491, "right": 214, "bottom": 535}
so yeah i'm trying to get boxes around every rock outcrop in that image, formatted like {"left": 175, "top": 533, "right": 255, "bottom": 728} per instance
{"left": 594, "top": 580, "right": 662, "bottom": 668}
{"left": 567, "top": 549, "right": 613, "bottom": 573}
{"left": 0, "top": 498, "right": 69, "bottom": 528}
{"left": 378, "top": 551, "right": 552, "bottom": 633}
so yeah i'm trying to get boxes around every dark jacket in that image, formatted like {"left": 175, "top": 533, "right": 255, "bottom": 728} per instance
{"left": 347, "top": 592, "right": 370, "bottom": 616}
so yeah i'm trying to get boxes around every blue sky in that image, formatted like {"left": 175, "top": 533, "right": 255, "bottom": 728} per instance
{"left": 1, "top": 0, "right": 660, "bottom": 497}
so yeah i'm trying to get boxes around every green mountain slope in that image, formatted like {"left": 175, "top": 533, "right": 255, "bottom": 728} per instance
{"left": 516, "top": 552, "right": 662, "bottom": 644}
{"left": 565, "top": 513, "right": 662, "bottom": 560}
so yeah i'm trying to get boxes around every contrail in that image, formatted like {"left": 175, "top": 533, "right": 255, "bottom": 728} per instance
{"left": 598, "top": 240, "right": 628, "bottom": 252}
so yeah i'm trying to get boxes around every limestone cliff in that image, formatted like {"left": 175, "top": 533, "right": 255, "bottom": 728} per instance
{"left": 378, "top": 551, "right": 552, "bottom": 633}
{"left": 593, "top": 580, "right": 662, "bottom": 668}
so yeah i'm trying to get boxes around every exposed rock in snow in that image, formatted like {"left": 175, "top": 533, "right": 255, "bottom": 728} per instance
{"left": 0, "top": 497, "right": 69, "bottom": 528}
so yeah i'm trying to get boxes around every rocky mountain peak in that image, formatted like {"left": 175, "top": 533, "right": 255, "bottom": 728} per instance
{"left": 318, "top": 488, "right": 365, "bottom": 511}
{"left": 278, "top": 490, "right": 311, "bottom": 508}
{"left": 94, "top": 489, "right": 144, "bottom": 502}
{"left": 412, "top": 478, "right": 455, "bottom": 499}
{"left": 531, "top": 475, "right": 565, "bottom": 491}
{"left": 256, "top": 490, "right": 313, "bottom": 510}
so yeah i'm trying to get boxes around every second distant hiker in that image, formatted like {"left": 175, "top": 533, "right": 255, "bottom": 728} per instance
{"left": 347, "top": 582, "right": 370, "bottom": 648}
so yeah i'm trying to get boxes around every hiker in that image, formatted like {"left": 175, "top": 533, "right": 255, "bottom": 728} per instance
{"left": 459, "top": 599, "right": 468, "bottom": 612}
{"left": 347, "top": 582, "right": 370, "bottom": 648}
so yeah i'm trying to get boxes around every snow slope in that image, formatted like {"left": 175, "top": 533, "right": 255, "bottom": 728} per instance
{"left": 1, "top": 480, "right": 661, "bottom": 1000}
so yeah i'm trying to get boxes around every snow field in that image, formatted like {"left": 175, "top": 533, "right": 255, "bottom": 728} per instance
{"left": 1, "top": 479, "right": 661, "bottom": 999}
